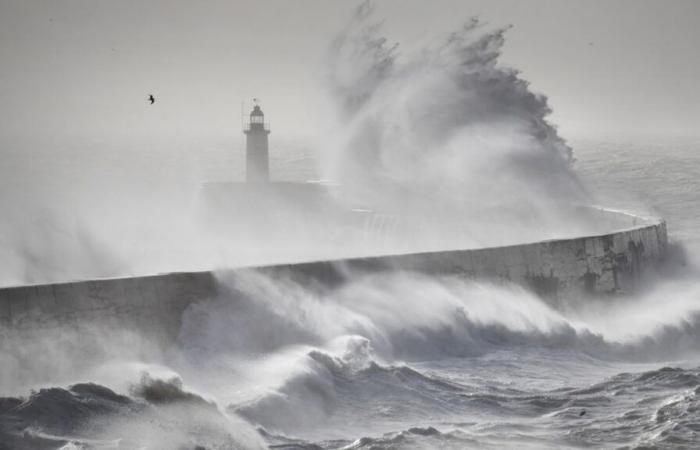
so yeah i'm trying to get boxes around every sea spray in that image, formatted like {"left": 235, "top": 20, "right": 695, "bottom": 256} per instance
{"left": 3, "top": 267, "right": 700, "bottom": 447}
{"left": 198, "top": 270, "right": 700, "bottom": 364}
{"left": 322, "top": 2, "right": 589, "bottom": 246}
{"left": 174, "top": 269, "right": 700, "bottom": 439}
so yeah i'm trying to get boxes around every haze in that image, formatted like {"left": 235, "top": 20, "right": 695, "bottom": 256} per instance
{"left": 1, "top": 0, "right": 698, "bottom": 145}
{"left": 0, "top": 0, "right": 698, "bottom": 286}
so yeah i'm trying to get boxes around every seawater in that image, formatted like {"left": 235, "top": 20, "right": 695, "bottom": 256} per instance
{"left": 2, "top": 136, "right": 700, "bottom": 450}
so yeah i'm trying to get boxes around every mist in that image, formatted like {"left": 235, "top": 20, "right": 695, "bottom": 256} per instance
{"left": 4, "top": 265, "right": 700, "bottom": 446}
{"left": 1, "top": 2, "right": 616, "bottom": 287}
{"left": 1, "top": 1, "right": 699, "bottom": 449}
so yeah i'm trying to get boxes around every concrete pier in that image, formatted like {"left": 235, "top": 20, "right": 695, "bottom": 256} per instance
{"left": 0, "top": 209, "right": 668, "bottom": 342}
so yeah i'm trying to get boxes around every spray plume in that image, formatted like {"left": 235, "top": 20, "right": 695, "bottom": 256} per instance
{"left": 322, "top": 2, "right": 589, "bottom": 245}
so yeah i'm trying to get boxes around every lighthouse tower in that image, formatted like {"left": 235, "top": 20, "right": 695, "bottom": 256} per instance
{"left": 243, "top": 103, "right": 271, "bottom": 182}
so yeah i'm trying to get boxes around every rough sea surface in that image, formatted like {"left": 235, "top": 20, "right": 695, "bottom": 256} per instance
{"left": 2, "top": 137, "right": 700, "bottom": 450}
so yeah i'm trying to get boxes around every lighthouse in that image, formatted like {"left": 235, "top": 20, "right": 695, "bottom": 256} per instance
{"left": 243, "top": 103, "right": 271, "bottom": 182}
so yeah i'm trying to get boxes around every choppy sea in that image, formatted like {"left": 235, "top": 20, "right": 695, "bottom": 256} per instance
{"left": 2, "top": 136, "right": 700, "bottom": 450}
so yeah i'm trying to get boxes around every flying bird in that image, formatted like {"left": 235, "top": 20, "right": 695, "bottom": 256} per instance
{"left": 148, "top": 94, "right": 155, "bottom": 105}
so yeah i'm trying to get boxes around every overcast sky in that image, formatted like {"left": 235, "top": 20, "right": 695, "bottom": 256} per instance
{"left": 1, "top": 0, "right": 698, "bottom": 148}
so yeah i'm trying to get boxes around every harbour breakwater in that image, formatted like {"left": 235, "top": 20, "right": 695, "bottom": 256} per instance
{"left": 0, "top": 209, "right": 668, "bottom": 344}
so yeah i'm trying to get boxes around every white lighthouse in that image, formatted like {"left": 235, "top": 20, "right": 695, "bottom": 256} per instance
{"left": 243, "top": 103, "right": 270, "bottom": 182}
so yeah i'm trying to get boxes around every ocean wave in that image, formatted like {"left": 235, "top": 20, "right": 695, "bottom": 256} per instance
{"left": 3, "top": 265, "right": 700, "bottom": 448}
{"left": 255, "top": 365, "right": 700, "bottom": 449}
{"left": 196, "top": 269, "right": 700, "bottom": 364}
{"left": 0, "top": 377, "right": 264, "bottom": 450}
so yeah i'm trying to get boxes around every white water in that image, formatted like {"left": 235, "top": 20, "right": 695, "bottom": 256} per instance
{"left": 1, "top": 138, "right": 699, "bottom": 450}
{"left": 2, "top": 3, "right": 700, "bottom": 448}
{"left": 3, "top": 138, "right": 700, "bottom": 447}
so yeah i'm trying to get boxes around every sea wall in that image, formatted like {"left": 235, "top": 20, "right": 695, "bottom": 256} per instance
{"left": 0, "top": 211, "right": 668, "bottom": 341}
{"left": 273, "top": 211, "right": 668, "bottom": 301}
{"left": 0, "top": 272, "right": 217, "bottom": 345}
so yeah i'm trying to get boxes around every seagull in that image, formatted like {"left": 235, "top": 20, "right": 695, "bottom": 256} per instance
{"left": 148, "top": 94, "right": 155, "bottom": 105}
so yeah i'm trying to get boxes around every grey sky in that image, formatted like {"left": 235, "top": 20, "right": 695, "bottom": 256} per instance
{"left": 0, "top": 0, "right": 698, "bottom": 147}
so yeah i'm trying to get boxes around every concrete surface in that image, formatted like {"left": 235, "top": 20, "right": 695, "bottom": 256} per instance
{"left": 0, "top": 209, "right": 669, "bottom": 341}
